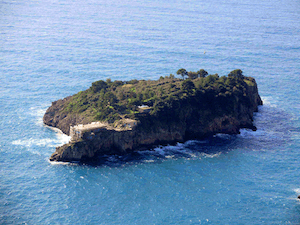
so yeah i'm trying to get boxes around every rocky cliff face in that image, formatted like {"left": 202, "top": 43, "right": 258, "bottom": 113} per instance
{"left": 45, "top": 76, "right": 262, "bottom": 163}
{"left": 43, "top": 96, "right": 90, "bottom": 135}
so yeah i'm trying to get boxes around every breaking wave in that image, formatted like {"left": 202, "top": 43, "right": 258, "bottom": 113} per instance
{"left": 261, "top": 96, "right": 278, "bottom": 107}
{"left": 138, "top": 141, "right": 223, "bottom": 162}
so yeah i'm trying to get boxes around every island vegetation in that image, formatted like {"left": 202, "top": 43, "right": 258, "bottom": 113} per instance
{"left": 44, "top": 68, "right": 262, "bottom": 162}
{"left": 61, "top": 69, "right": 255, "bottom": 125}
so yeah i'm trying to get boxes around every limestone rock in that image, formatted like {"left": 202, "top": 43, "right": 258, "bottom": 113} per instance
{"left": 45, "top": 76, "right": 263, "bottom": 163}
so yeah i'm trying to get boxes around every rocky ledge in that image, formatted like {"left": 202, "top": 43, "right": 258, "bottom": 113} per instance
{"left": 44, "top": 69, "right": 263, "bottom": 162}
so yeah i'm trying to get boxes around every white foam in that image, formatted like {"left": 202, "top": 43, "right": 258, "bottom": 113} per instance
{"left": 54, "top": 130, "right": 71, "bottom": 146}
{"left": 48, "top": 160, "right": 73, "bottom": 165}
{"left": 12, "top": 132, "right": 70, "bottom": 148}
{"left": 44, "top": 124, "right": 71, "bottom": 145}
{"left": 187, "top": 153, "right": 197, "bottom": 158}
{"left": 29, "top": 106, "right": 47, "bottom": 117}
{"left": 293, "top": 188, "right": 300, "bottom": 194}
{"left": 201, "top": 152, "right": 221, "bottom": 158}
{"left": 238, "top": 128, "right": 266, "bottom": 138}
{"left": 13, "top": 138, "right": 56, "bottom": 147}
{"left": 153, "top": 146, "right": 167, "bottom": 155}
{"left": 261, "top": 96, "right": 278, "bottom": 107}
{"left": 29, "top": 107, "right": 71, "bottom": 146}
{"left": 29, "top": 106, "right": 48, "bottom": 126}
{"left": 11, "top": 138, "right": 49, "bottom": 156}
{"left": 12, "top": 106, "right": 72, "bottom": 158}
{"left": 143, "top": 159, "right": 155, "bottom": 163}
{"left": 138, "top": 140, "right": 222, "bottom": 161}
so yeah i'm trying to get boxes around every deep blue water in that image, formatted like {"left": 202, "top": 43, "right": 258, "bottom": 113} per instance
{"left": 1, "top": 0, "right": 300, "bottom": 224}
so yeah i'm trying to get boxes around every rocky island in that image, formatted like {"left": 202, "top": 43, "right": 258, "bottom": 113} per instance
{"left": 44, "top": 69, "right": 263, "bottom": 162}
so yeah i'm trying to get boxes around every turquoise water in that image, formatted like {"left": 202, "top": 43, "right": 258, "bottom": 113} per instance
{"left": 1, "top": 0, "right": 300, "bottom": 224}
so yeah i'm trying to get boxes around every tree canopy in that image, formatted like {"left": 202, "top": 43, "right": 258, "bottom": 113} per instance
{"left": 176, "top": 68, "right": 188, "bottom": 79}
{"left": 228, "top": 69, "right": 244, "bottom": 79}
{"left": 181, "top": 80, "right": 195, "bottom": 92}
{"left": 91, "top": 80, "right": 108, "bottom": 93}
{"left": 198, "top": 69, "right": 208, "bottom": 78}
{"left": 61, "top": 68, "right": 255, "bottom": 124}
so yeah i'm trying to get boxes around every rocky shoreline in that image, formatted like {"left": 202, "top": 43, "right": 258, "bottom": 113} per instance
{"left": 44, "top": 71, "right": 263, "bottom": 162}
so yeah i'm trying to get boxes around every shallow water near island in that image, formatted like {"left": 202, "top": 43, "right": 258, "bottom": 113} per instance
{"left": 1, "top": 0, "right": 300, "bottom": 224}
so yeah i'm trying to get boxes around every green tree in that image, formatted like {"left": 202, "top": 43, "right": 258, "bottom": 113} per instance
{"left": 181, "top": 80, "right": 195, "bottom": 93}
{"left": 110, "top": 80, "right": 124, "bottom": 88}
{"left": 197, "top": 69, "right": 208, "bottom": 78}
{"left": 228, "top": 69, "right": 244, "bottom": 79}
{"left": 187, "top": 71, "right": 198, "bottom": 79}
{"left": 176, "top": 68, "right": 188, "bottom": 80}
{"left": 91, "top": 80, "right": 108, "bottom": 93}
{"left": 104, "top": 92, "right": 118, "bottom": 105}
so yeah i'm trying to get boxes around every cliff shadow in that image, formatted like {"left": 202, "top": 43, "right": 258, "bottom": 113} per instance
{"left": 76, "top": 133, "right": 243, "bottom": 168}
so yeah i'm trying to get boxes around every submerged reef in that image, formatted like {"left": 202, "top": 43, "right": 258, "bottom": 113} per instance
{"left": 44, "top": 69, "right": 263, "bottom": 162}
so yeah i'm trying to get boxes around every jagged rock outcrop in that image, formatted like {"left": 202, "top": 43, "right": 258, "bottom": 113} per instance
{"left": 44, "top": 73, "right": 263, "bottom": 162}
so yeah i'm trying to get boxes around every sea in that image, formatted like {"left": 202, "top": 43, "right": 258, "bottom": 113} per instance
{"left": 0, "top": 0, "right": 299, "bottom": 224}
